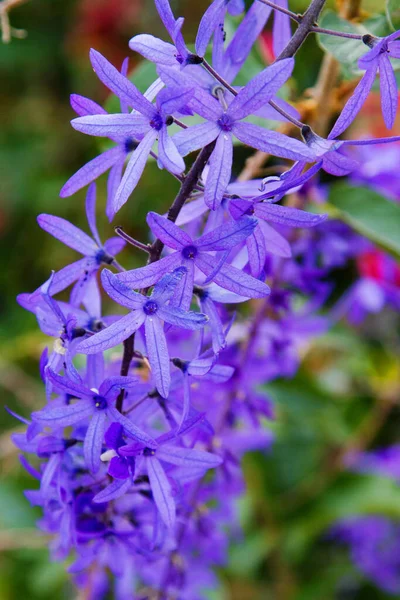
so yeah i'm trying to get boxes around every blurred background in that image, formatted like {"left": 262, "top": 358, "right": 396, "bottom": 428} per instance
{"left": 1, "top": 0, "right": 400, "bottom": 598}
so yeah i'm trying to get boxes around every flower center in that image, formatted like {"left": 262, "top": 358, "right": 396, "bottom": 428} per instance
{"left": 143, "top": 447, "right": 156, "bottom": 457}
{"left": 95, "top": 249, "right": 114, "bottom": 265}
{"left": 149, "top": 114, "right": 164, "bottom": 131}
{"left": 143, "top": 300, "right": 159, "bottom": 315}
{"left": 182, "top": 245, "right": 198, "bottom": 260}
{"left": 217, "top": 114, "right": 234, "bottom": 132}
{"left": 124, "top": 137, "right": 138, "bottom": 153}
{"left": 93, "top": 395, "right": 108, "bottom": 410}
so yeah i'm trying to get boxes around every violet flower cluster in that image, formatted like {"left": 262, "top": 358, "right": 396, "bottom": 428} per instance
{"left": 13, "top": 0, "right": 400, "bottom": 598}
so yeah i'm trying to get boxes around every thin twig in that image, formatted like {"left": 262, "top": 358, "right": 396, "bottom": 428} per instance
{"left": 115, "top": 226, "right": 151, "bottom": 253}
{"left": 257, "top": 0, "right": 301, "bottom": 22}
{"left": 0, "top": 0, "right": 28, "bottom": 43}
{"left": 276, "top": 0, "right": 327, "bottom": 60}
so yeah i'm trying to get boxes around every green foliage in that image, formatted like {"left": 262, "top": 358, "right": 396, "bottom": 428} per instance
{"left": 386, "top": 0, "right": 400, "bottom": 30}
{"left": 328, "top": 184, "right": 400, "bottom": 260}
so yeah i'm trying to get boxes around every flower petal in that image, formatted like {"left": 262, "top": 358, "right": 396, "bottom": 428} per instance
{"left": 145, "top": 317, "right": 170, "bottom": 398}
{"left": 329, "top": 65, "right": 377, "bottom": 139}
{"left": 60, "top": 146, "right": 123, "bottom": 198}
{"left": 379, "top": 53, "right": 398, "bottom": 129}
{"left": 255, "top": 203, "right": 327, "bottom": 228}
{"left": 71, "top": 113, "right": 149, "bottom": 138}
{"left": 37, "top": 215, "right": 97, "bottom": 256}
{"left": 172, "top": 121, "right": 220, "bottom": 157}
{"left": 158, "top": 305, "right": 208, "bottom": 330}
{"left": 90, "top": 49, "right": 157, "bottom": 119}
{"left": 84, "top": 411, "right": 107, "bottom": 473}
{"left": 147, "top": 456, "right": 176, "bottom": 529}
{"left": 112, "top": 130, "right": 157, "bottom": 217}
{"left": 228, "top": 58, "right": 294, "bottom": 120}
{"left": 197, "top": 216, "right": 256, "bottom": 251}
{"left": 93, "top": 478, "right": 131, "bottom": 503}
{"left": 233, "top": 122, "right": 315, "bottom": 161}
{"left": 78, "top": 311, "right": 146, "bottom": 355}
{"left": 129, "top": 34, "right": 176, "bottom": 66}
{"left": 116, "top": 253, "right": 181, "bottom": 288}
{"left": 101, "top": 269, "right": 145, "bottom": 309}
{"left": 204, "top": 133, "right": 233, "bottom": 210}
{"left": 32, "top": 399, "right": 93, "bottom": 427}
{"left": 147, "top": 212, "right": 192, "bottom": 249}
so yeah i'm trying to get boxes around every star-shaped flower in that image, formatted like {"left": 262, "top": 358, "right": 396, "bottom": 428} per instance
{"left": 159, "top": 60, "right": 315, "bottom": 209}
{"left": 32, "top": 369, "right": 156, "bottom": 473}
{"left": 330, "top": 31, "right": 400, "bottom": 137}
{"left": 62, "top": 50, "right": 193, "bottom": 217}
{"left": 78, "top": 267, "right": 208, "bottom": 398}
{"left": 116, "top": 212, "right": 269, "bottom": 307}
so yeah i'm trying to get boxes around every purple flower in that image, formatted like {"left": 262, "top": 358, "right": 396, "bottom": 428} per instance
{"left": 32, "top": 369, "right": 156, "bottom": 473}
{"left": 62, "top": 50, "right": 192, "bottom": 217}
{"left": 96, "top": 420, "right": 222, "bottom": 529}
{"left": 116, "top": 212, "right": 270, "bottom": 306}
{"left": 330, "top": 31, "right": 400, "bottom": 137}
{"left": 161, "top": 60, "right": 314, "bottom": 209}
{"left": 33, "top": 184, "right": 125, "bottom": 303}
{"left": 78, "top": 267, "right": 208, "bottom": 397}
{"left": 229, "top": 195, "right": 327, "bottom": 276}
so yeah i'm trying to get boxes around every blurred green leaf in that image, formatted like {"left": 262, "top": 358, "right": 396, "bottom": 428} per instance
{"left": 317, "top": 11, "right": 366, "bottom": 67}
{"left": 327, "top": 184, "right": 400, "bottom": 260}
{"left": 386, "top": 0, "right": 400, "bottom": 30}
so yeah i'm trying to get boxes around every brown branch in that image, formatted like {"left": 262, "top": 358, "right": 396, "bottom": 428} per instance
{"left": 0, "top": 0, "right": 28, "bottom": 43}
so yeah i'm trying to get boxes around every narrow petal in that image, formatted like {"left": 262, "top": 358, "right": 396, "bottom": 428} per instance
{"left": 172, "top": 121, "right": 220, "bottom": 156}
{"left": 178, "top": 372, "right": 191, "bottom": 431}
{"left": 112, "top": 130, "right": 157, "bottom": 216}
{"left": 255, "top": 203, "right": 327, "bottom": 227}
{"left": 78, "top": 311, "right": 146, "bottom": 355}
{"left": 158, "top": 305, "right": 208, "bottom": 330}
{"left": 329, "top": 65, "right": 377, "bottom": 139}
{"left": 150, "top": 267, "right": 187, "bottom": 304}
{"left": 272, "top": 1, "right": 292, "bottom": 57}
{"left": 158, "top": 126, "right": 185, "bottom": 174}
{"left": 258, "top": 220, "right": 291, "bottom": 257}
{"left": 157, "top": 86, "right": 194, "bottom": 116}
{"left": 93, "top": 478, "right": 131, "bottom": 503}
{"left": 129, "top": 34, "right": 176, "bottom": 65}
{"left": 99, "top": 376, "right": 139, "bottom": 397}
{"left": 169, "top": 259, "right": 194, "bottom": 310}
{"left": 106, "top": 159, "right": 125, "bottom": 222}
{"left": 157, "top": 67, "right": 223, "bottom": 121}
{"left": 147, "top": 456, "right": 176, "bottom": 529}
{"left": 116, "top": 253, "right": 181, "bottom": 288}
{"left": 228, "top": 58, "right": 294, "bottom": 120}
{"left": 45, "top": 369, "right": 90, "bottom": 398}
{"left": 233, "top": 122, "right": 315, "bottom": 161}
{"left": 195, "top": 0, "right": 225, "bottom": 57}
{"left": 60, "top": 146, "right": 123, "bottom": 197}
{"left": 196, "top": 254, "right": 270, "bottom": 298}
{"left": 37, "top": 214, "right": 97, "bottom": 256}
{"left": 175, "top": 197, "right": 209, "bottom": 226}
{"left": 90, "top": 49, "right": 157, "bottom": 119}
{"left": 145, "top": 317, "right": 170, "bottom": 398}
{"left": 71, "top": 114, "right": 149, "bottom": 138}
{"left": 147, "top": 212, "right": 191, "bottom": 249}
{"left": 157, "top": 445, "right": 222, "bottom": 469}
{"left": 197, "top": 216, "right": 256, "bottom": 251}
{"left": 107, "top": 406, "right": 157, "bottom": 447}
{"left": 101, "top": 269, "right": 145, "bottom": 309}
{"left": 223, "top": 2, "right": 272, "bottom": 82}
{"left": 379, "top": 54, "right": 398, "bottom": 129}
{"left": 204, "top": 133, "right": 233, "bottom": 210}
{"left": 84, "top": 412, "right": 107, "bottom": 473}
{"left": 32, "top": 399, "right": 93, "bottom": 427}
{"left": 200, "top": 296, "right": 226, "bottom": 352}
{"left": 37, "top": 258, "right": 89, "bottom": 297}
{"left": 70, "top": 94, "right": 107, "bottom": 117}
{"left": 247, "top": 227, "right": 267, "bottom": 277}
{"left": 85, "top": 183, "right": 101, "bottom": 247}
{"left": 322, "top": 150, "right": 359, "bottom": 176}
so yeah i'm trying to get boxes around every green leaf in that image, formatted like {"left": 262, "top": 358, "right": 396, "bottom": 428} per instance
{"left": 317, "top": 11, "right": 366, "bottom": 67}
{"left": 327, "top": 184, "right": 400, "bottom": 260}
{"left": 386, "top": 0, "right": 400, "bottom": 30}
